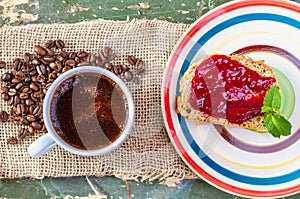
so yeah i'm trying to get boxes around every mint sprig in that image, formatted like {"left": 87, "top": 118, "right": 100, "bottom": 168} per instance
{"left": 262, "top": 86, "right": 292, "bottom": 138}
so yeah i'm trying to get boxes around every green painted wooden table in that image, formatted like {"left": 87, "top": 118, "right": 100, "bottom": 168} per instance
{"left": 1, "top": 0, "right": 300, "bottom": 198}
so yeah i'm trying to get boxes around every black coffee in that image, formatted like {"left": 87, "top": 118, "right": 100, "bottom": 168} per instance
{"left": 50, "top": 72, "right": 127, "bottom": 150}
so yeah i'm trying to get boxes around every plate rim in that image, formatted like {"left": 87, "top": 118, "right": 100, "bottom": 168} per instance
{"left": 161, "top": 0, "right": 300, "bottom": 198}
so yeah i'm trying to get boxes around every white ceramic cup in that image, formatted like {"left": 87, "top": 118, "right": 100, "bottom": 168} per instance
{"left": 28, "top": 66, "right": 134, "bottom": 157}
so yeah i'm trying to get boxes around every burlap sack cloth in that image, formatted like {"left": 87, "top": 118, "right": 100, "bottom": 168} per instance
{"left": 0, "top": 19, "right": 198, "bottom": 182}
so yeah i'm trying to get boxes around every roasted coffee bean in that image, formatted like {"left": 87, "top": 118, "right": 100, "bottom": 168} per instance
{"left": 121, "top": 64, "right": 130, "bottom": 72}
{"left": 37, "top": 64, "right": 46, "bottom": 75}
{"left": 17, "top": 104, "right": 28, "bottom": 115}
{"left": 25, "top": 98, "right": 34, "bottom": 106}
{"left": 31, "top": 58, "right": 40, "bottom": 65}
{"left": 103, "top": 47, "right": 115, "bottom": 60}
{"left": 1, "top": 86, "right": 8, "bottom": 94}
{"left": 29, "top": 69, "right": 37, "bottom": 76}
{"left": 15, "top": 82, "right": 25, "bottom": 91}
{"left": 14, "top": 95, "right": 21, "bottom": 104}
{"left": 15, "top": 71, "right": 26, "bottom": 80}
{"left": 124, "top": 71, "right": 133, "bottom": 81}
{"left": 28, "top": 125, "right": 34, "bottom": 135}
{"left": 117, "top": 65, "right": 123, "bottom": 74}
{"left": 48, "top": 72, "right": 57, "bottom": 79}
{"left": 15, "top": 104, "right": 21, "bottom": 115}
{"left": 34, "top": 45, "right": 47, "bottom": 56}
{"left": 29, "top": 83, "right": 39, "bottom": 91}
{"left": 68, "top": 52, "right": 76, "bottom": 60}
{"left": 98, "top": 51, "right": 106, "bottom": 62}
{"left": 23, "top": 53, "right": 31, "bottom": 63}
{"left": 20, "top": 92, "right": 29, "bottom": 99}
{"left": 135, "top": 59, "right": 144, "bottom": 71}
{"left": 8, "top": 88, "right": 17, "bottom": 96}
{"left": 31, "top": 121, "right": 42, "bottom": 130}
{"left": 74, "top": 56, "right": 81, "bottom": 63}
{"left": 112, "top": 65, "right": 119, "bottom": 75}
{"left": 95, "top": 57, "right": 102, "bottom": 66}
{"left": 65, "top": 59, "right": 76, "bottom": 67}
{"left": 0, "top": 110, "right": 8, "bottom": 122}
{"left": 86, "top": 53, "right": 96, "bottom": 63}
{"left": 55, "top": 39, "right": 65, "bottom": 49}
{"left": 49, "top": 62, "right": 57, "bottom": 70}
{"left": 45, "top": 40, "right": 55, "bottom": 49}
{"left": 46, "top": 48, "right": 55, "bottom": 56}
{"left": 33, "top": 106, "right": 42, "bottom": 117}
{"left": 62, "top": 66, "right": 71, "bottom": 73}
{"left": 14, "top": 60, "right": 23, "bottom": 70}
{"left": 28, "top": 105, "right": 36, "bottom": 115}
{"left": 77, "top": 51, "right": 87, "bottom": 58}
{"left": 10, "top": 95, "right": 20, "bottom": 105}
{"left": 36, "top": 75, "right": 46, "bottom": 83}
{"left": 1, "top": 72, "right": 12, "bottom": 82}
{"left": 21, "top": 117, "right": 30, "bottom": 125}
{"left": 32, "top": 91, "right": 44, "bottom": 100}
{"left": 60, "top": 50, "right": 68, "bottom": 58}
{"left": 2, "top": 93, "right": 10, "bottom": 101}
{"left": 39, "top": 59, "right": 49, "bottom": 66}
{"left": 42, "top": 55, "right": 55, "bottom": 62}
{"left": 7, "top": 136, "right": 18, "bottom": 144}
{"left": 11, "top": 78, "right": 21, "bottom": 85}
{"left": 24, "top": 76, "right": 31, "bottom": 83}
{"left": 0, "top": 61, "right": 6, "bottom": 69}
{"left": 77, "top": 61, "right": 90, "bottom": 67}
{"left": 31, "top": 75, "right": 38, "bottom": 83}
{"left": 26, "top": 114, "right": 36, "bottom": 122}
{"left": 30, "top": 92, "right": 38, "bottom": 101}
{"left": 22, "top": 87, "right": 31, "bottom": 93}
{"left": 18, "top": 128, "right": 28, "bottom": 139}
{"left": 20, "top": 63, "right": 29, "bottom": 72}
{"left": 127, "top": 55, "right": 137, "bottom": 65}
{"left": 104, "top": 62, "right": 112, "bottom": 70}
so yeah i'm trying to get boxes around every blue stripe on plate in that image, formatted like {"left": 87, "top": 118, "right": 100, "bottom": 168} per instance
{"left": 176, "top": 13, "right": 300, "bottom": 185}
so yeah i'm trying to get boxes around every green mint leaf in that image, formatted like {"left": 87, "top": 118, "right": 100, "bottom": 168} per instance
{"left": 264, "top": 113, "right": 274, "bottom": 134}
{"left": 272, "top": 88, "right": 281, "bottom": 112}
{"left": 264, "top": 113, "right": 292, "bottom": 138}
{"left": 262, "top": 86, "right": 292, "bottom": 138}
{"left": 261, "top": 106, "right": 272, "bottom": 113}
{"left": 262, "top": 86, "right": 281, "bottom": 114}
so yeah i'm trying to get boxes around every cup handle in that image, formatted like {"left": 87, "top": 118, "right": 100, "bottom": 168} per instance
{"left": 28, "top": 134, "right": 57, "bottom": 157}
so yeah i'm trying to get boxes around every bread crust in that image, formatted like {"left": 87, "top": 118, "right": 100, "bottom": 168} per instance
{"left": 176, "top": 55, "right": 278, "bottom": 132}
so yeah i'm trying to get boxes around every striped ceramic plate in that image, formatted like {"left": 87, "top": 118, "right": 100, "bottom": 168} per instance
{"left": 162, "top": 0, "right": 300, "bottom": 198}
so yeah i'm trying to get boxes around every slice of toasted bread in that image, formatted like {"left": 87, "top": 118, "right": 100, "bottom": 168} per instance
{"left": 176, "top": 55, "right": 278, "bottom": 132}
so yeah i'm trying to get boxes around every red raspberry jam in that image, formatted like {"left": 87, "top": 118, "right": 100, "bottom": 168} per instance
{"left": 190, "top": 55, "right": 276, "bottom": 124}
